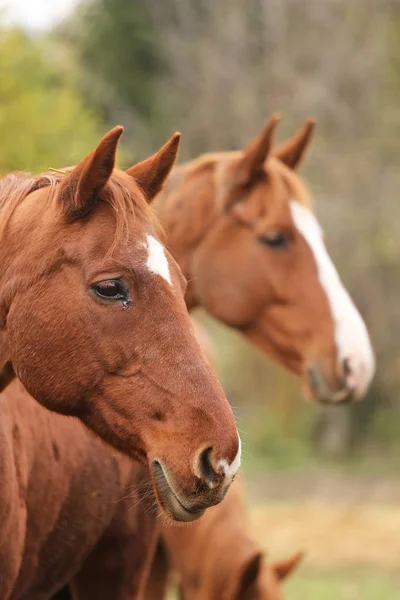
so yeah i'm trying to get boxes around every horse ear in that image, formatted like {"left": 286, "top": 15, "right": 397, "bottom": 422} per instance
{"left": 274, "top": 118, "right": 315, "bottom": 170}
{"left": 273, "top": 551, "right": 305, "bottom": 581}
{"left": 234, "top": 551, "right": 263, "bottom": 598}
{"left": 126, "top": 132, "right": 181, "bottom": 202}
{"left": 59, "top": 126, "right": 124, "bottom": 220}
{"left": 236, "top": 115, "right": 280, "bottom": 185}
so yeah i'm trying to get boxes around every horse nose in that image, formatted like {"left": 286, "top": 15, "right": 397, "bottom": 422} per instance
{"left": 197, "top": 446, "right": 217, "bottom": 487}
{"left": 342, "top": 357, "right": 352, "bottom": 378}
{"left": 341, "top": 356, "right": 360, "bottom": 393}
{"left": 195, "top": 439, "right": 241, "bottom": 489}
{"left": 307, "top": 363, "right": 353, "bottom": 404}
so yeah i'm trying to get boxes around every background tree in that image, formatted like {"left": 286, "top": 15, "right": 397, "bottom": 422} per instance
{"left": 0, "top": 26, "right": 102, "bottom": 173}
{"left": 60, "top": 0, "right": 163, "bottom": 154}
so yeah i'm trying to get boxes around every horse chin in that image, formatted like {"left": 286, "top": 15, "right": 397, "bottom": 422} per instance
{"left": 151, "top": 460, "right": 205, "bottom": 523}
{"left": 314, "top": 389, "right": 355, "bottom": 406}
{"left": 304, "top": 367, "right": 355, "bottom": 405}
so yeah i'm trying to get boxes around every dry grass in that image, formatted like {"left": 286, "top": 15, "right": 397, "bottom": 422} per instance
{"left": 251, "top": 501, "right": 400, "bottom": 571}
{"left": 168, "top": 500, "right": 400, "bottom": 599}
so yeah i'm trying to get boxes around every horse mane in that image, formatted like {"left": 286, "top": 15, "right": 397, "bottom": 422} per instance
{"left": 267, "top": 156, "right": 313, "bottom": 209}
{"left": 0, "top": 169, "right": 162, "bottom": 245}
{"left": 0, "top": 173, "right": 38, "bottom": 215}
{"left": 182, "top": 151, "right": 240, "bottom": 175}
{"left": 179, "top": 151, "right": 313, "bottom": 210}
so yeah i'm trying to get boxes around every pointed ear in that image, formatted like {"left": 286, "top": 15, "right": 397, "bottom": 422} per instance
{"left": 234, "top": 551, "right": 263, "bottom": 599}
{"left": 273, "top": 551, "right": 305, "bottom": 581}
{"left": 59, "top": 126, "right": 123, "bottom": 220}
{"left": 236, "top": 115, "right": 280, "bottom": 185}
{"left": 274, "top": 118, "right": 315, "bottom": 169}
{"left": 126, "top": 132, "right": 181, "bottom": 202}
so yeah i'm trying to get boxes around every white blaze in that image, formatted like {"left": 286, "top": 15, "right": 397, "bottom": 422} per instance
{"left": 145, "top": 234, "right": 172, "bottom": 286}
{"left": 217, "top": 434, "right": 242, "bottom": 481}
{"left": 290, "top": 200, "right": 375, "bottom": 397}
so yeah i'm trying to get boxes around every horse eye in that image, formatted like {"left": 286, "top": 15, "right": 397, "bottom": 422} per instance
{"left": 91, "top": 279, "right": 129, "bottom": 302}
{"left": 258, "top": 232, "right": 289, "bottom": 250}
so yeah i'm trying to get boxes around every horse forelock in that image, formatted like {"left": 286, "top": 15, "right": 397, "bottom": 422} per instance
{"left": 0, "top": 169, "right": 163, "bottom": 247}
{"left": 266, "top": 156, "right": 313, "bottom": 210}
{"left": 181, "top": 151, "right": 313, "bottom": 216}
{"left": 183, "top": 151, "right": 238, "bottom": 175}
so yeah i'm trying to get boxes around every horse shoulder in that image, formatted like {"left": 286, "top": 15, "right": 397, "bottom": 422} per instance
{"left": 0, "top": 381, "right": 133, "bottom": 598}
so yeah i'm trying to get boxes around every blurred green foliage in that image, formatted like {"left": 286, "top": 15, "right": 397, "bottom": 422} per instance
{"left": 60, "top": 0, "right": 162, "bottom": 123}
{"left": 0, "top": 26, "right": 102, "bottom": 174}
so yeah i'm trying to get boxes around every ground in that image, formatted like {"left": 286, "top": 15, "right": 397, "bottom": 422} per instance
{"left": 284, "top": 567, "right": 400, "bottom": 599}
{"left": 249, "top": 467, "right": 400, "bottom": 599}
{"left": 169, "top": 467, "right": 400, "bottom": 599}
{"left": 251, "top": 501, "right": 400, "bottom": 599}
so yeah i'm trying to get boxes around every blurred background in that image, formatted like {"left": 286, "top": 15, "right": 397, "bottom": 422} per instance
{"left": 1, "top": 0, "right": 399, "bottom": 597}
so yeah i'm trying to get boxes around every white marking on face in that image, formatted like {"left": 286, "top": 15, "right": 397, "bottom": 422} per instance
{"left": 290, "top": 200, "right": 375, "bottom": 398}
{"left": 217, "top": 434, "right": 241, "bottom": 480}
{"left": 145, "top": 234, "right": 172, "bottom": 286}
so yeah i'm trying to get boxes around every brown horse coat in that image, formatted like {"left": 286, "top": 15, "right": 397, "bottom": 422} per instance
{"left": 1, "top": 381, "right": 153, "bottom": 599}
{"left": 0, "top": 128, "right": 240, "bottom": 600}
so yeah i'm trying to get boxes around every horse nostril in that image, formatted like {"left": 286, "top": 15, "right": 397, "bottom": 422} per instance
{"left": 342, "top": 357, "right": 351, "bottom": 378}
{"left": 307, "top": 366, "right": 319, "bottom": 396}
{"left": 197, "top": 446, "right": 216, "bottom": 485}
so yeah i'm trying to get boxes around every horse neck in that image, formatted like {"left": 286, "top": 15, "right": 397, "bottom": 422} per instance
{"left": 208, "top": 535, "right": 261, "bottom": 600}
{"left": 153, "top": 157, "right": 224, "bottom": 310}
{"left": 203, "top": 485, "right": 259, "bottom": 598}
{"left": 0, "top": 181, "right": 51, "bottom": 391}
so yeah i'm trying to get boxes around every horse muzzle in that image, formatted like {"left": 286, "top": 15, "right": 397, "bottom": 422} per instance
{"left": 306, "top": 353, "right": 374, "bottom": 405}
{"left": 151, "top": 441, "right": 240, "bottom": 522}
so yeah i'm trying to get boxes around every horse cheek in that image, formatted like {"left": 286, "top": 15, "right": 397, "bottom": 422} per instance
{"left": 6, "top": 289, "right": 96, "bottom": 414}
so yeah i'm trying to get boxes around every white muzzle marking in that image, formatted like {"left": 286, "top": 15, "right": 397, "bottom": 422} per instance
{"left": 217, "top": 434, "right": 242, "bottom": 481}
{"left": 290, "top": 200, "right": 375, "bottom": 398}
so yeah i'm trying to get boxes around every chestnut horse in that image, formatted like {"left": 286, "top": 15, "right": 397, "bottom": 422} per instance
{"left": 0, "top": 128, "right": 240, "bottom": 599}
{"left": 154, "top": 115, "right": 375, "bottom": 403}
{"left": 147, "top": 480, "right": 303, "bottom": 600}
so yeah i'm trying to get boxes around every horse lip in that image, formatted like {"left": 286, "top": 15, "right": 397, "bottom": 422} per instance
{"left": 316, "top": 389, "right": 355, "bottom": 405}
{"left": 307, "top": 365, "right": 355, "bottom": 405}
{"left": 151, "top": 460, "right": 205, "bottom": 523}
